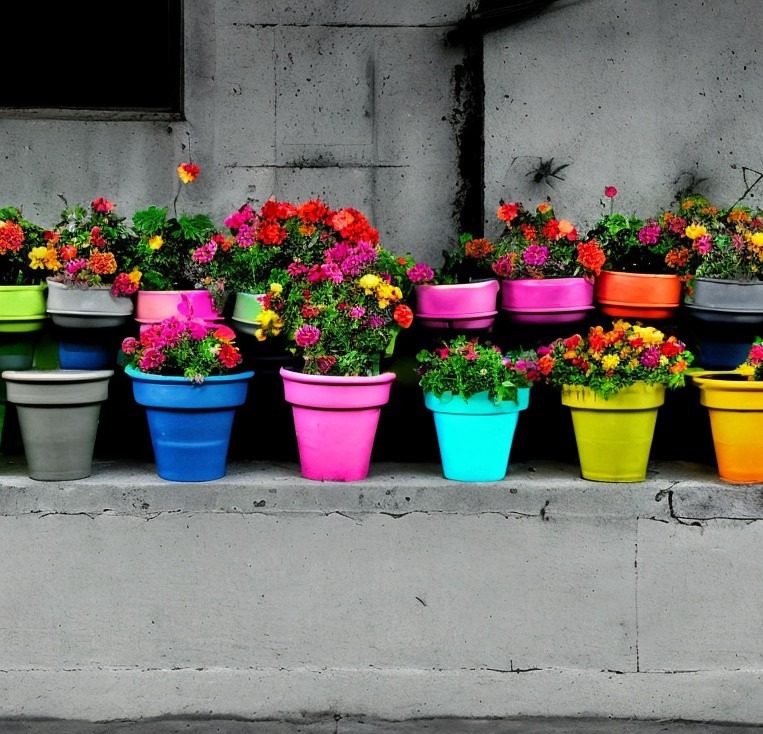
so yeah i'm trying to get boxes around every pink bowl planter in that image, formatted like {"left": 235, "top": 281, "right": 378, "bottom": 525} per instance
{"left": 414, "top": 279, "right": 499, "bottom": 330}
{"left": 280, "top": 367, "right": 396, "bottom": 482}
{"left": 135, "top": 290, "right": 223, "bottom": 325}
{"left": 500, "top": 277, "right": 594, "bottom": 324}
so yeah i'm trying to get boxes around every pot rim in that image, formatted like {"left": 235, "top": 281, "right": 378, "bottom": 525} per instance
{"left": 279, "top": 366, "right": 396, "bottom": 386}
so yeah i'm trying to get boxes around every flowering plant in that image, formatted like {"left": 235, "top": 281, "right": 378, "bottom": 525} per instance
{"left": 538, "top": 320, "right": 694, "bottom": 398}
{"left": 583, "top": 187, "right": 692, "bottom": 277}
{"left": 47, "top": 197, "right": 139, "bottom": 297}
{"left": 416, "top": 334, "right": 540, "bottom": 403}
{"left": 435, "top": 200, "right": 605, "bottom": 283}
{"left": 0, "top": 205, "right": 59, "bottom": 285}
{"left": 736, "top": 336, "right": 763, "bottom": 380}
{"left": 660, "top": 193, "right": 763, "bottom": 283}
{"left": 231, "top": 198, "right": 415, "bottom": 376}
{"left": 125, "top": 205, "right": 227, "bottom": 309}
{"left": 120, "top": 295, "right": 243, "bottom": 383}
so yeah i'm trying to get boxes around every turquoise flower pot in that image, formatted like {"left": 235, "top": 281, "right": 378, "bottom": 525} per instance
{"left": 125, "top": 365, "right": 254, "bottom": 482}
{"left": 423, "top": 388, "right": 530, "bottom": 482}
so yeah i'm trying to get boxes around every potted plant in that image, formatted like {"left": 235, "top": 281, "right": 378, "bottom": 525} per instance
{"left": 0, "top": 205, "right": 59, "bottom": 332}
{"left": 584, "top": 186, "right": 689, "bottom": 320}
{"left": 404, "top": 237, "right": 500, "bottom": 331}
{"left": 243, "top": 200, "right": 414, "bottom": 481}
{"left": 415, "top": 334, "right": 540, "bottom": 481}
{"left": 483, "top": 199, "right": 606, "bottom": 325}
{"left": 121, "top": 294, "right": 254, "bottom": 481}
{"left": 666, "top": 192, "right": 763, "bottom": 367}
{"left": 538, "top": 319, "right": 694, "bottom": 482}
{"left": 0, "top": 205, "right": 62, "bottom": 446}
{"left": 125, "top": 163, "right": 229, "bottom": 325}
{"left": 691, "top": 336, "right": 763, "bottom": 483}
{"left": 45, "top": 197, "right": 140, "bottom": 368}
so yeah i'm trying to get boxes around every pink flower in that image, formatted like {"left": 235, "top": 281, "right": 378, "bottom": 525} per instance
{"left": 91, "top": 197, "right": 115, "bottom": 213}
{"left": 604, "top": 186, "right": 618, "bottom": 198}
{"left": 295, "top": 325, "right": 321, "bottom": 347}
{"left": 192, "top": 240, "right": 218, "bottom": 264}
{"left": 640, "top": 346, "right": 661, "bottom": 368}
{"left": 637, "top": 221, "right": 661, "bottom": 245}
{"left": 407, "top": 263, "right": 435, "bottom": 283}
{"left": 349, "top": 306, "right": 366, "bottom": 318}
{"left": 491, "top": 254, "right": 513, "bottom": 278}
{"left": 696, "top": 234, "right": 713, "bottom": 255}
{"left": 522, "top": 244, "right": 549, "bottom": 267}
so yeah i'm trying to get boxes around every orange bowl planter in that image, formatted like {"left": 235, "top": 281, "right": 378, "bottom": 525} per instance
{"left": 595, "top": 271, "right": 681, "bottom": 320}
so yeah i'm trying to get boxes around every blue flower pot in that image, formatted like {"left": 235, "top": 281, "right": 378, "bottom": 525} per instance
{"left": 125, "top": 365, "right": 254, "bottom": 482}
{"left": 58, "top": 340, "right": 114, "bottom": 370}
{"left": 423, "top": 388, "right": 530, "bottom": 482}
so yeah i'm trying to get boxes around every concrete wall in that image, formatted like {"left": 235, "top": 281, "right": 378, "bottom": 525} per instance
{"left": 0, "top": 460, "right": 761, "bottom": 723}
{"left": 484, "top": 0, "right": 763, "bottom": 234}
{"left": 0, "top": 0, "right": 469, "bottom": 267}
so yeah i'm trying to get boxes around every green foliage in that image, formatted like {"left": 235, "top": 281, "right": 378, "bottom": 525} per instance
{"left": 126, "top": 205, "right": 219, "bottom": 291}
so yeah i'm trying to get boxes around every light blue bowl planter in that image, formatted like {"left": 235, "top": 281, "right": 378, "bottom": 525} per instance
{"left": 423, "top": 388, "right": 530, "bottom": 482}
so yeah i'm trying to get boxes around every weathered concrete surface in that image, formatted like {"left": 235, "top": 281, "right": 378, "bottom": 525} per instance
{"left": 1, "top": 716, "right": 763, "bottom": 734}
{"left": 484, "top": 0, "right": 763, "bottom": 232}
{"left": 0, "top": 0, "right": 468, "bottom": 266}
{"left": 0, "top": 460, "right": 760, "bottom": 723}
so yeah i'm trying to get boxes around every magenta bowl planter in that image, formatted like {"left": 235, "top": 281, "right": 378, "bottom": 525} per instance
{"left": 280, "top": 367, "right": 396, "bottom": 482}
{"left": 500, "top": 277, "right": 594, "bottom": 324}
{"left": 135, "top": 290, "right": 223, "bottom": 325}
{"left": 415, "top": 279, "right": 499, "bottom": 330}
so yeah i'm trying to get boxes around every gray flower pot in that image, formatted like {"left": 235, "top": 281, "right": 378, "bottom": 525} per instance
{"left": 1, "top": 369, "right": 113, "bottom": 480}
{"left": 685, "top": 278, "right": 763, "bottom": 324}
{"left": 45, "top": 278, "right": 134, "bottom": 329}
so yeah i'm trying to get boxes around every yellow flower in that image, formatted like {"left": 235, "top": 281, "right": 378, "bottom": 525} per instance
{"left": 128, "top": 269, "right": 142, "bottom": 286}
{"left": 748, "top": 232, "right": 763, "bottom": 249}
{"left": 148, "top": 235, "right": 163, "bottom": 250}
{"left": 632, "top": 324, "right": 664, "bottom": 345}
{"left": 269, "top": 282, "right": 283, "bottom": 296}
{"left": 29, "top": 245, "right": 59, "bottom": 271}
{"left": 376, "top": 282, "right": 401, "bottom": 308}
{"left": 255, "top": 309, "right": 284, "bottom": 338}
{"left": 359, "top": 273, "right": 381, "bottom": 293}
{"left": 738, "top": 363, "right": 755, "bottom": 376}
{"left": 684, "top": 224, "right": 707, "bottom": 240}
{"left": 601, "top": 354, "right": 620, "bottom": 371}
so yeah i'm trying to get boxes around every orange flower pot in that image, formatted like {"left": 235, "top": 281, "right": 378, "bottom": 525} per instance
{"left": 691, "top": 370, "right": 763, "bottom": 483}
{"left": 595, "top": 271, "right": 681, "bottom": 320}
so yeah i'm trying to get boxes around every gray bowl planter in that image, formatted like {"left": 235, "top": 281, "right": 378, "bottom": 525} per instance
{"left": 684, "top": 277, "right": 763, "bottom": 324}
{"left": 1, "top": 369, "right": 113, "bottom": 480}
{"left": 45, "top": 278, "right": 134, "bottom": 329}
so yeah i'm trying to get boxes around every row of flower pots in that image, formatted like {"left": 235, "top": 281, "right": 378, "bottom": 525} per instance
{"left": 2, "top": 296, "right": 761, "bottom": 487}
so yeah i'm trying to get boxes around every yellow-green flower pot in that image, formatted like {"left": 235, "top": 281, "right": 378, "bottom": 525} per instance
{"left": 561, "top": 382, "right": 666, "bottom": 482}
{"left": 0, "top": 284, "right": 48, "bottom": 333}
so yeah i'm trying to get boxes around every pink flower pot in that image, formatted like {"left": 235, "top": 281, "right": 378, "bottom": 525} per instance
{"left": 500, "top": 277, "right": 594, "bottom": 324}
{"left": 135, "top": 290, "right": 222, "bottom": 325}
{"left": 414, "top": 279, "right": 499, "bottom": 330}
{"left": 280, "top": 367, "right": 396, "bottom": 481}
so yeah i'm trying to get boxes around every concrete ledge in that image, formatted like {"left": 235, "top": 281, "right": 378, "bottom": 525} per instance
{"left": 0, "top": 459, "right": 760, "bottom": 724}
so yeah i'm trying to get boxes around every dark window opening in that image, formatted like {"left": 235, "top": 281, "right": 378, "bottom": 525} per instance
{"left": 1, "top": 1, "right": 183, "bottom": 113}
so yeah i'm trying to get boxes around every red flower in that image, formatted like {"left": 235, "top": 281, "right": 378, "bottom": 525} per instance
{"left": 393, "top": 304, "right": 414, "bottom": 329}
{"left": 91, "top": 197, "right": 115, "bottom": 213}
{"left": 496, "top": 202, "right": 519, "bottom": 223}
{"left": 217, "top": 342, "right": 242, "bottom": 369}
{"left": 177, "top": 163, "right": 200, "bottom": 184}
{"left": 604, "top": 186, "right": 618, "bottom": 198}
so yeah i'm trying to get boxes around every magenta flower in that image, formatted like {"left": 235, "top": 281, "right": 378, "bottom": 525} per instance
{"left": 295, "top": 325, "right": 321, "bottom": 348}
{"left": 65, "top": 258, "right": 89, "bottom": 275}
{"left": 407, "top": 263, "right": 435, "bottom": 283}
{"left": 522, "top": 244, "right": 549, "bottom": 267}
{"left": 321, "top": 262, "right": 344, "bottom": 283}
{"left": 491, "top": 254, "right": 513, "bottom": 278}
{"left": 696, "top": 234, "right": 713, "bottom": 255}
{"left": 640, "top": 346, "right": 661, "bottom": 369}
{"left": 192, "top": 240, "right": 217, "bottom": 264}
{"left": 368, "top": 313, "right": 386, "bottom": 328}
{"left": 139, "top": 348, "right": 166, "bottom": 370}
{"left": 637, "top": 221, "right": 661, "bottom": 245}
{"left": 349, "top": 306, "right": 366, "bottom": 319}
{"left": 287, "top": 262, "right": 309, "bottom": 278}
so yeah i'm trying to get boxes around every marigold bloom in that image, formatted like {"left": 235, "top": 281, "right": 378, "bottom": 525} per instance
{"left": 177, "top": 163, "right": 200, "bottom": 184}
{"left": 89, "top": 251, "right": 117, "bottom": 275}
{"left": 577, "top": 240, "right": 606, "bottom": 275}
{"left": 541, "top": 219, "right": 560, "bottom": 240}
{"left": 601, "top": 354, "right": 620, "bottom": 371}
{"left": 536, "top": 202, "right": 552, "bottom": 214}
{"left": 148, "top": 235, "right": 164, "bottom": 251}
{"left": 465, "top": 238, "right": 494, "bottom": 258}
{"left": 359, "top": 273, "right": 381, "bottom": 293}
{"left": 0, "top": 220, "right": 24, "bottom": 254}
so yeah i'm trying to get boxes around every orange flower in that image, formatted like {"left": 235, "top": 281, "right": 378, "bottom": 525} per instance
{"left": 177, "top": 162, "right": 200, "bottom": 184}
{"left": 465, "top": 238, "right": 494, "bottom": 259}
{"left": 727, "top": 208, "right": 751, "bottom": 223}
{"left": 577, "top": 240, "right": 606, "bottom": 275}
{"left": 496, "top": 202, "right": 519, "bottom": 223}
{"left": 88, "top": 251, "right": 117, "bottom": 275}
{"left": 557, "top": 219, "right": 578, "bottom": 241}
{"left": 536, "top": 202, "right": 552, "bottom": 214}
